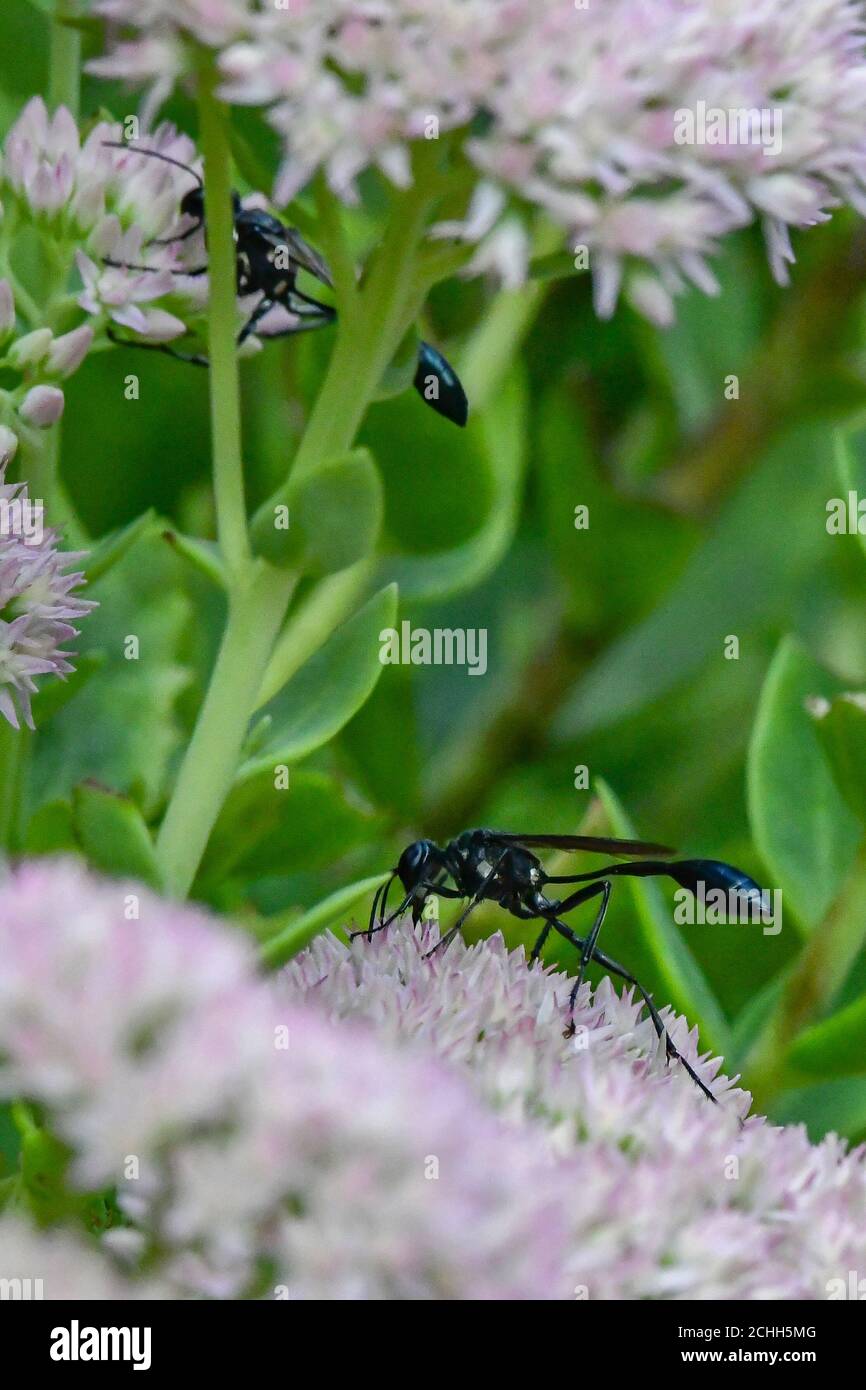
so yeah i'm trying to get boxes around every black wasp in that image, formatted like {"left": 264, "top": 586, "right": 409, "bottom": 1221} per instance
{"left": 102, "top": 143, "right": 469, "bottom": 426}
{"left": 357, "top": 828, "right": 767, "bottom": 1103}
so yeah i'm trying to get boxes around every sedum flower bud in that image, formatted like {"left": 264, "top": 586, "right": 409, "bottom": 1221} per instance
{"left": 7, "top": 327, "right": 52, "bottom": 371}
{"left": 18, "top": 383, "right": 65, "bottom": 427}
{"left": 0, "top": 424, "right": 19, "bottom": 464}
{"left": 0, "top": 280, "right": 15, "bottom": 342}
{"left": 45, "top": 324, "right": 93, "bottom": 379}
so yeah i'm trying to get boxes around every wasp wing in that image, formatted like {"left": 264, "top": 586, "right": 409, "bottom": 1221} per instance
{"left": 257, "top": 224, "right": 333, "bottom": 287}
{"left": 485, "top": 832, "right": 674, "bottom": 857}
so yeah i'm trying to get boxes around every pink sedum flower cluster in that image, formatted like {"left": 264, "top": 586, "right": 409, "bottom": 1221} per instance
{"left": 0, "top": 98, "right": 207, "bottom": 343}
{"left": 86, "top": 0, "right": 866, "bottom": 320}
{"left": 1, "top": 860, "right": 866, "bottom": 1299}
{"left": 0, "top": 98, "right": 306, "bottom": 353}
{"left": 0, "top": 468, "right": 94, "bottom": 729}
{"left": 0, "top": 1219, "right": 163, "bottom": 1299}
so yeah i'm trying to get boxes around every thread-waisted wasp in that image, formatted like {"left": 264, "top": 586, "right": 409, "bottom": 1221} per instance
{"left": 100, "top": 143, "right": 468, "bottom": 426}
{"left": 356, "top": 828, "right": 766, "bottom": 1103}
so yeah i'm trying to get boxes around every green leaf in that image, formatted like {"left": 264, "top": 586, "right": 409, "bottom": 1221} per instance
{"left": 260, "top": 872, "right": 390, "bottom": 968}
{"left": 19, "top": 1126, "right": 73, "bottom": 1227}
{"left": 379, "top": 364, "right": 528, "bottom": 600}
{"left": 242, "top": 584, "right": 398, "bottom": 772}
{"left": 85, "top": 510, "right": 156, "bottom": 585}
{"left": 29, "top": 652, "right": 106, "bottom": 727}
{"left": 251, "top": 448, "right": 383, "bottom": 574}
{"left": 596, "top": 779, "right": 732, "bottom": 1056}
{"left": 787, "top": 992, "right": 866, "bottom": 1079}
{"left": 71, "top": 782, "right": 162, "bottom": 888}
{"left": 809, "top": 692, "right": 866, "bottom": 826}
{"left": 22, "top": 798, "right": 76, "bottom": 856}
{"left": 770, "top": 1077, "right": 866, "bottom": 1142}
{"left": 555, "top": 425, "right": 838, "bottom": 737}
{"left": 729, "top": 973, "right": 787, "bottom": 1066}
{"left": 162, "top": 529, "right": 227, "bottom": 589}
{"left": 29, "top": 533, "right": 193, "bottom": 819}
{"left": 747, "top": 637, "right": 860, "bottom": 932}
{"left": 197, "top": 768, "right": 379, "bottom": 886}
{"left": 537, "top": 385, "right": 690, "bottom": 630}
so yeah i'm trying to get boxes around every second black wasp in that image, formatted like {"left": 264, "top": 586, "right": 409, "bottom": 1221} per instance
{"left": 102, "top": 142, "right": 469, "bottom": 427}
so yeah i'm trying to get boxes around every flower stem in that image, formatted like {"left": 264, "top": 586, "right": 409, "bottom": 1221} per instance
{"left": 156, "top": 64, "right": 294, "bottom": 898}
{"left": 292, "top": 146, "right": 440, "bottom": 476}
{"left": 157, "top": 141, "right": 447, "bottom": 897}
{"left": 156, "top": 566, "right": 293, "bottom": 898}
{"left": 197, "top": 63, "right": 250, "bottom": 577}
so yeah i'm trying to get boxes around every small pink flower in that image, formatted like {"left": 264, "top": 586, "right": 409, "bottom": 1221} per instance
{"left": 76, "top": 248, "right": 185, "bottom": 341}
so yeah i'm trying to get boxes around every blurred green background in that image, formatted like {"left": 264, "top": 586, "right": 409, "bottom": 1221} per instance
{"left": 7, "top": 4, "right": 866, "bottom": 1141}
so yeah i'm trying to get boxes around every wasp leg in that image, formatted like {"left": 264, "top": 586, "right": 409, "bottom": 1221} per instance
{"left": 349, "top": 881, "right": 462, "bottom": 942}
{"left": 550, "top": 880, "right": 613, "bottom": 1013}
{"left": 529, "top": 922, "right": 551, "bottom": 966}
{"left": 103, "top": 257, "right": 209, "bottom": 277}
{"left": 106, "top": 326, "right": 208, "bottom": 366}
{"left": 147, "top": 220, "right": 204, "bottom": 248}
{"left": 544, "top": 913, "right": 717, "bottom": 1104}
{"left": 238, "top": 292, "right": 335, "bottom": 347}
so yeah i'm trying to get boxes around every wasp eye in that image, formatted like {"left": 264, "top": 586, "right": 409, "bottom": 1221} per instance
{"left": 397, "top": 840, "right": 430, "bottom": 887}
{"left": 181, "top": 188, "right": 203, "bottom": 218}
{"left": 404, "top": 841, "right": 428, "bottom": 870}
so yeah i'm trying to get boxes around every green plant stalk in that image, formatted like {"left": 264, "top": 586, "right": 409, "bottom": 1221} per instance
{"left": 156, "top": 566, "right": 293, "bottom": 897}
{"left": 49, "top": 9, "right": 81, "bottom": 117}
{"left": 156, "top": 69, "right": 296, "bottom": 897}
{"left": 197, "top": 63, "right": 250, "bottom": 578}
{"left": 158, "top": 140, "right": 446, "bottom": 897}
{"left": 252, "top": 146, "right": 453, "bottom": 705}
{"left": 457, "top": 220, "right": 560, "bottom": 409}
{"left": 257, "top": 187, "right": 552, "bottom": 708}
{"left": 313, "top": 176, "right": 359, "bottom": 316}
{"left": 290, "top": 145, "right": 441, "bottom": 477}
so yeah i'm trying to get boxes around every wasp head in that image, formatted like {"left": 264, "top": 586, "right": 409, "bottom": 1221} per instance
{"left": 396, "top": 839, "right": 436, "bottom": 893}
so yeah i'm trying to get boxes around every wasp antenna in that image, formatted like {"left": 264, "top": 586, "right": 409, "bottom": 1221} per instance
{"left": 101, "top": 141, "right": 203, "bottom": 189}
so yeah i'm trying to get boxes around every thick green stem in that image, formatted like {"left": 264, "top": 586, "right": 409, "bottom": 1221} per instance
{"left": 197, "top": 65, "right": 250, "bottom": 577}
{"left": 291, "top": 151, "right": 439, "bottom": 476}
{"left": 156, "top": 68, "right": 290, "bottom": 897}
{"left": 158, "top": 140, "right": 449, "bottom": 895}
{"left": 156, "top": 566, "right": 293, "bottom": 898}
